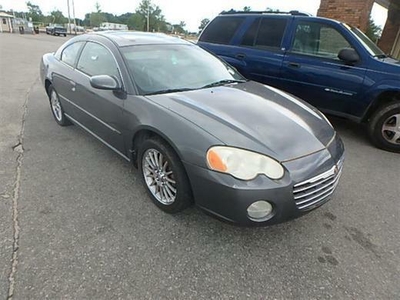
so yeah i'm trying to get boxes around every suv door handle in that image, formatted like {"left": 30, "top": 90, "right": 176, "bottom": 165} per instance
{"left": 288, "top": 62, "right": 301, "bottom": 68}
{"left": 236, "top": 53, "right": 246, "bottom": 60}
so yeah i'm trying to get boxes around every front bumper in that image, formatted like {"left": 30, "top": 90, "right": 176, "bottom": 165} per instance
{"left": 184, "top": 135, "right": 344, "bottom": 226}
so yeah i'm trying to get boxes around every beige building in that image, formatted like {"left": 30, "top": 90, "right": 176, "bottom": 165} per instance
{"left": 0, "top": 12, "right": 14, "bottom": 33}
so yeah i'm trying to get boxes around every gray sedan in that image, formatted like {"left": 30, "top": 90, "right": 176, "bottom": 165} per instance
{"left": 40, "top": 32, "right": 344, "bottom": 225}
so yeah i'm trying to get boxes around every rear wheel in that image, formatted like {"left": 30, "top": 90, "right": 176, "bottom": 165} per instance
{"left": 138, "top": 137, "right": 193, "bottom": 213}
{"left": 368, "top": 102, "right": 400, "bottom": 152}
{"left": 48, "top": 85, "right": 72, "bottom": 126}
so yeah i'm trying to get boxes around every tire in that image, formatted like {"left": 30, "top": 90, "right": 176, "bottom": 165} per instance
{"left": 48, "top": 85, "right": 72, "bottom": 126}
{"left": 138, "top": 137, "right": 193, "bottom": 213}
{"left": 368, "top": 102, "right": 400, "bottom": 152}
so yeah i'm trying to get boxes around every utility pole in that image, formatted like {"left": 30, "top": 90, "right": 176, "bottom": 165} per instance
{"left": 147, "top": 5, "right": 150, "bottom": 32}
{"left": 72, "top": 0, "right": 77, "bottom": 35}
{"left": 67, "top": 0, "right": 71, "bottom": 35}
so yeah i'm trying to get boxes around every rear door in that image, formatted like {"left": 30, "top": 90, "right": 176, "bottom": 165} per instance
{"left": 232, "top": 17, "right": 289, "bottom": 87}
{"left": 281, "top": 19, "right": 367, "bottom": 115}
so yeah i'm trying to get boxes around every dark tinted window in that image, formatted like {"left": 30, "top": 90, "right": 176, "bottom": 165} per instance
{"left": 241, "top": 18, "right": 260, "bottom": 46}
{"left": 77, "top": 42, "right": 119, "bottom": 77}
{"left": 199, "top": 16, "right": 245, "bottom": 44}
{"left": 255, "top": 18, "right": 287, "bottom": 49}
{"left": 61, "top": 42, "right": 83, "bottom": 66}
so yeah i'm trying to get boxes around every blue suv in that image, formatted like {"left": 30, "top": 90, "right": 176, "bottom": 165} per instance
{"left": 198, "top": 11, "right": 400, "bottom": 152}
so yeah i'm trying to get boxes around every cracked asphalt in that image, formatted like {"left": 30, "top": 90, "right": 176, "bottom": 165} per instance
{"left": 0, "top": 33, "right": 399, "bottom": 299}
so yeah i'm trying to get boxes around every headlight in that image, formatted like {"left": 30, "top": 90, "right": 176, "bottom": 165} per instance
{"left": 206, "top": 146, "right": 284, "bottom": 180}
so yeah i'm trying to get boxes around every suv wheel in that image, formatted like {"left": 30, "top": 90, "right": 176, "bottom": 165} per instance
{"left": 368, "top": 102, "right": 400, "bottom": 152}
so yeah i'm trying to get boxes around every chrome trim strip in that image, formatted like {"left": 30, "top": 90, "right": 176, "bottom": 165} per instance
{"left": 294, "top": 166, "right": 336, "bottom": 188}
{"left": 64, "top": 113, "right": 130, "bottom": 162}
{"left": 60, "top": 95, "right": 121, "bottom": 134}
{"left": 294, "top": 173, "right": 335, "bottom": 193}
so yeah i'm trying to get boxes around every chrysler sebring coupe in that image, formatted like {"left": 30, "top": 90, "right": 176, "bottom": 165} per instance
{"left": 40, "top": 32, "right": 344, "bottom": 225}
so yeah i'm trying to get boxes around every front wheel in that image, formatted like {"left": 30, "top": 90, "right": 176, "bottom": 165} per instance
{"left": 138, "top": 137, "right": 193, "bottom": 213}
{"left": 48, "top": 85, "right": 72, "bottom": 126}
{"left": 368, "top": 102, "right": 400, "bottom": 152}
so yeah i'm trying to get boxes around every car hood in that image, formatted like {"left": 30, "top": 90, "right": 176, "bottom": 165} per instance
{"left": 146, "top": 81, "right": 335, "bottom": 162}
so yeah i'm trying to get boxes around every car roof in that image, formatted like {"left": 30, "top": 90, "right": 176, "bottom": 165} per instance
{"left": 92, "top": 31, "right": 192, "bottom": 47}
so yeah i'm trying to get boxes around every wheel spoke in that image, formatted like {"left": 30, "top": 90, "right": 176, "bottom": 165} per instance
{"left": 162, "top": 161, "right": 168, "bottom": 172}
{"left": 158, "top": 153, "right": 164, "bottom": 169}
{"left": 150, "top": 151, "right": 158, "bottom": 168}
{"left": 390, "top": 132, "right": 400, "bottom": 142}
{"left": 165, "top": 177, "right": 176, "bottom": 184}
{"left": 394, "top": 114, "right": 400, "bottom": 128}
{"left": 145, "top": 156, "right": 156, "bottom": 169}
{"left": 166, "top": 182, "right": 176, "bottom": 194}
{"left": 164, "top": 184, "right": 175, "bottom": 199}
{"left": 383, "top": 124, "right": 396, "bottom": 132}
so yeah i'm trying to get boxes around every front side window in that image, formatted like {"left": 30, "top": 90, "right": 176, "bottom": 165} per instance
{"left": 61, "top": 42, "right": 83, "bottom": 66}
{"left": 199, "top": 16, "right": 245, "bottom": 45}
{"left": 77, "top": 42, "right": 119, "bottom": 78}
{"left": 292, "top": 22, "right": 351, "bottom": 58}
{"left": 254, "top": 18, "right": 287, "bottom": 50}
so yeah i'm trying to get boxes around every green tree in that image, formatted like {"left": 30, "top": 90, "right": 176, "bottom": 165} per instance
{"left": 135, "top": 0, "right": 167, "bottom": 32}
{"left": 50, "top": 10, "right": 67, "bottom": 24}
{"left": 26, "top": 1, "right": 43, "bottom": 22}
{"left": 243, "top": 6, "right": 251, "bottom": 12}
{"left": 366, "top": 17, "right": 382, "bottom": 43}
{"left": 198, "top": 18, "right": 210, "bottom": 32}
{"left": 173, "top": 21, "right": 186, "bottom": 34}
{"left": 90, "top": 12, "right": 106, "bottom": 27}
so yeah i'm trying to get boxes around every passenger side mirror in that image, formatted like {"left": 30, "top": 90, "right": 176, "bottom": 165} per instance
{"left": 338, "top": 48, "right": 359, "bottom": 64}
{"left": 90, "top": 75, "right": 121, "bottom": 90}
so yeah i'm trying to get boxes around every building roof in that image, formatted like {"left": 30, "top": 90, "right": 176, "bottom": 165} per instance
{"left": 0, "top": 12, "right": 15, "bottom": 18}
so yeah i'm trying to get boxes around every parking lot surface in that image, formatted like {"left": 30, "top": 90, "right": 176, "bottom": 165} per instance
{"left": 0, "top": 33, "right": 399, "bottom": 299}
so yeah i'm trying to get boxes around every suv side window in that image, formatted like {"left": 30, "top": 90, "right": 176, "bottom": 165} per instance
{"left": 61, "top": 42, "right": 83, "bottom": 66}
{"left": 254, "top": 18, "right": 287, "bottom": 50}
{"left": 292, "top": 21, "right": 351, "bottom": 59}
{"left": 241, "top": 18, "right": 261, "bottom": 46}
{"left": 199, "top": 16, "right": 245, "bottom": 44}
{"left": 77, "top": 42, "right": 119, "bottom": 78}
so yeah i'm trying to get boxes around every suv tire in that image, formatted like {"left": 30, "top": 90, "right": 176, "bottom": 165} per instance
{"left": 368, "top": 102, "right": 400, "bottom": 152}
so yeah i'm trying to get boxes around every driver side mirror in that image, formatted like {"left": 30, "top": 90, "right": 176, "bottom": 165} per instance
{"left": 90, "top": 75, "right": 121, "bottom": 90}
{"left": 338, "top": 48, "right": 360, "bottom": 64}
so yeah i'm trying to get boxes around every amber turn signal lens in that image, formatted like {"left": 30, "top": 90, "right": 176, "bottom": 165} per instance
{"left": 207, "top": 150, "right": 227, "bottom": 172}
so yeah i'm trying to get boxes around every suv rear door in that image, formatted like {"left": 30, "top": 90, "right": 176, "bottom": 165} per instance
{"left": 281, "top": 19, "right": 367, "bottom": 116}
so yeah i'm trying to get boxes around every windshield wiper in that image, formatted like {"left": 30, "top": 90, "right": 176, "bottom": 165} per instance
{"left": 201, "top": 79, "right": 247, "bottom": 89}
{"left": 145, "top": 88, "right": 195, "bottom": 96}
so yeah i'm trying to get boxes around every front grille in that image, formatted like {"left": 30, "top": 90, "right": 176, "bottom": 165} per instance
{"left": 293, "top": 158, "right": 344, "bottom": 211}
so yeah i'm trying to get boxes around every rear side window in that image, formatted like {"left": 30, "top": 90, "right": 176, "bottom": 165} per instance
{"left": 61, "top": 42, "right": 83, "bottom": 66}
{"left": 199, "top": 16, "right": 245, "bottom": 44}
{"left": 254, "top": 18, "right": 287, "bottom": 50}
{"left": 241, "top": 18, "right": 260, "bottom": 46}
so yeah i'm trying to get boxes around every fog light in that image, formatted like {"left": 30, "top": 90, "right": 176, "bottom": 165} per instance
{"left": 247, "top": 201, "right": 273, "bottom": 222}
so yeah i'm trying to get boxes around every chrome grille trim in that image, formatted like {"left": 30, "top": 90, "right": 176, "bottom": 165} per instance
{"left": 293, "top": 157, "right": 344, "bottom": 211}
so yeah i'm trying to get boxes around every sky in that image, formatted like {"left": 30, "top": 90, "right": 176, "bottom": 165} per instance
{"left": 0, "top": 0, "right": 388, "bottom": 32}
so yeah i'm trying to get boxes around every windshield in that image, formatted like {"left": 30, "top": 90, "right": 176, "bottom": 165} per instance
{"left": 120, "top": 44, "right": 245, "bottom": 95}
{"left": 345, "top": 24, "right": 385, "bottom": 57}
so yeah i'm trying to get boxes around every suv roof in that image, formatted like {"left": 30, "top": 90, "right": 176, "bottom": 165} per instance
{"left": 219, "top": 10, "right": 312, "bottom": 16}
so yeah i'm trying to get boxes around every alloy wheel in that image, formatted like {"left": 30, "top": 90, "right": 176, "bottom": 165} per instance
{"left": 142, "top": 148, "right": 177, "bottom": 205}
{"left": 382, "top": 113, "right": 400, "bottom": 145}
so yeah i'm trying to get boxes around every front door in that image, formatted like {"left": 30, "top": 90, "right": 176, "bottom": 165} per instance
{"left": 71, "top": 41, "right": 126, "bottom": 153}
{"left": 281, "top": 20, "right": 367, "bottom": 116}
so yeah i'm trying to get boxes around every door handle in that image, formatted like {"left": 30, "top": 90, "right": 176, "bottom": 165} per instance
{"left": 69, "top": 80, "right": 76, "bottom": 92}
{"left": 288, "top": 62, "right": 301, "bottom": 68}
{"left": 236, "top": 53, "right": 246, "bottom": 60}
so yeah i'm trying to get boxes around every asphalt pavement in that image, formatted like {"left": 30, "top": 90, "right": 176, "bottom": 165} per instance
{"left": 0, "top": 33, "right": 399, "bottom": 300}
